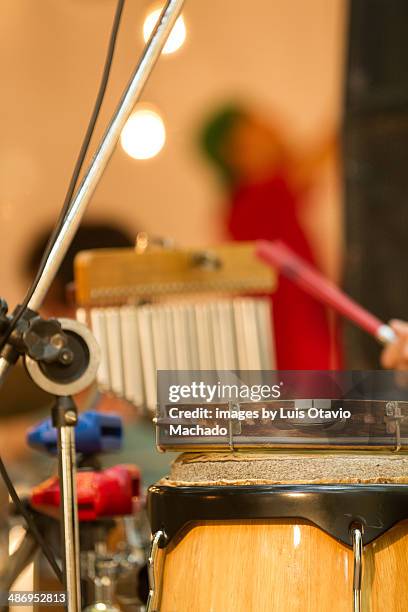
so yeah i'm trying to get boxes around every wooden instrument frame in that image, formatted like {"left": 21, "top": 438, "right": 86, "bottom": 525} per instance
{"left": 74, "top": 242, "right": 276, "bottom": 306}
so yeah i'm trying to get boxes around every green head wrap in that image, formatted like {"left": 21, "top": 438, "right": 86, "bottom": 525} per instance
{"left": 199, "top": 104, "right": 246, "bottom": 186}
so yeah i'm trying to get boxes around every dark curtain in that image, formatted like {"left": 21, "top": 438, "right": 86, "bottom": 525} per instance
{"left": 343, "top": 0, "right": 408, "bottom": 367}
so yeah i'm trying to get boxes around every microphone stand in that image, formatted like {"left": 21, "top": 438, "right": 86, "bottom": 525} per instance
{"left": 0, "top": 1, "right": 185, "bottom": 610}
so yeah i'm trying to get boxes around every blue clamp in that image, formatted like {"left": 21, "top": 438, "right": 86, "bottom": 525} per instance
{"left": 27, "top": 411, "right": 123, "bottom": 455}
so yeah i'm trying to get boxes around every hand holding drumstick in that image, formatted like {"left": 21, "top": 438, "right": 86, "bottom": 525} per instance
{"left": 381, "top": 320, "right": 408, "bottom": 371}
{"left": 255, "top": 240, "right": 408, "bottom": 370}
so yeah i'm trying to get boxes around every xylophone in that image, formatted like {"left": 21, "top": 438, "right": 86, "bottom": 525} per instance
{"left": 74, "top": 241, "right": 277, "bottom": 412}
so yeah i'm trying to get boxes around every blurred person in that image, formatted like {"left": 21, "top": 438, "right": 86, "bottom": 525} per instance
{"left": 0, "top": 222, "right": 173, "bottom": 487}
{"left": 199, "top": 103, "right": 341, "bottom": 369}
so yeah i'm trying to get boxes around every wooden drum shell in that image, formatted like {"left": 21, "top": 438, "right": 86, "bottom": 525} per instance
{"left": 149, "top": 453, "right": 408, "bottom": 611}
{"left": 158, "top": 518, "right": 408, "bottom": 612}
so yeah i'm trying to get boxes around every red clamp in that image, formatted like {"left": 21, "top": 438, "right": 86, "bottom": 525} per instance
{"left": 30, "top": 464, "right": 141, "bottom": 521}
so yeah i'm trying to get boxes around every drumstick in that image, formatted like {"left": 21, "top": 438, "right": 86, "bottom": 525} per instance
{"left": 255, "top": 240, "right": 396, "bottom": 344}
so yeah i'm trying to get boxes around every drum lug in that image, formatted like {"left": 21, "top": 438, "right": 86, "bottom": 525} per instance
{"left": 351, "top": 525, "right": 363, "bottom": 612}
{"left": 385, "top": 401, "right": 404, "bottom": 452}
{"left": 147, "top": 530, "right": 165, "bottom": 612}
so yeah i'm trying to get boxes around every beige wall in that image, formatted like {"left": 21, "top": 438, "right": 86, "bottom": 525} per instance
{"left": 0, "top": 0, "right": 346, "bottom": 305}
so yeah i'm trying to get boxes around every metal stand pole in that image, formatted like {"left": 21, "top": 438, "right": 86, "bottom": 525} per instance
{"left": 53, "top": 397, "right": 81, "bottom": 612}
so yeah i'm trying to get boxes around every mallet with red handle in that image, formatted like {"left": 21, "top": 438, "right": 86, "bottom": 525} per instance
{"left": 255, "top": 239, "right": 396, "bottom": 345}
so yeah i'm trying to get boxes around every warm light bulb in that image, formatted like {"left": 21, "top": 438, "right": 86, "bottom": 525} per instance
{"left": 143, "top": 7, "right": 186, "bottom": 54}
{"left": 120, "top": 108, "right": 166, "bottom": 160}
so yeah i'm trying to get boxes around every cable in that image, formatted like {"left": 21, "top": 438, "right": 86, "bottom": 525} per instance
{"left": 28, "top": 0, "right": 126, "bottom": 303}
{"left": 0, "top": 0, "right": 126, "bottom": 350}
{"left": 0, "top": 0, "right": 126, "bottom": 583}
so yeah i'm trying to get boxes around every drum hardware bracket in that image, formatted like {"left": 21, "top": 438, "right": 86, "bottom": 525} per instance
{"left": 148, "top": 484, "right": 408, "bottom": 549}
{"left": 228, "top": 402, "right": 242, "bottom": 451}
{"left": 385, "top": 401, "right": 405, "bottom": 452}
{"left": 351, "top": 524, "right": 363, "bottom": 612}
{"left": 147, "top": 530, "right": 166, "bottom": 612}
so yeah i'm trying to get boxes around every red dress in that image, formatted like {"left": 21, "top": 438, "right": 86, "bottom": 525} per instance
{"left": 227, "top": 173, "right": 340, "bottom": 370}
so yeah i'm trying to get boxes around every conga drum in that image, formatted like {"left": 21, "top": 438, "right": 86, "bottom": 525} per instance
{"left": 146, "top": 452, "right": 408, "bottom": 612}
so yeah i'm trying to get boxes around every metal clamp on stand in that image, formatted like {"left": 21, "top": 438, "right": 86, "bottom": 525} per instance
{"left": 385, "top": 401, "right": 406, "bottom": 452}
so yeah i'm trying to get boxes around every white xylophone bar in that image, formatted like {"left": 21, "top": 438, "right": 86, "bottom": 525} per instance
{"left": 83, "top": 297, "right": 275, "bottom": 412}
